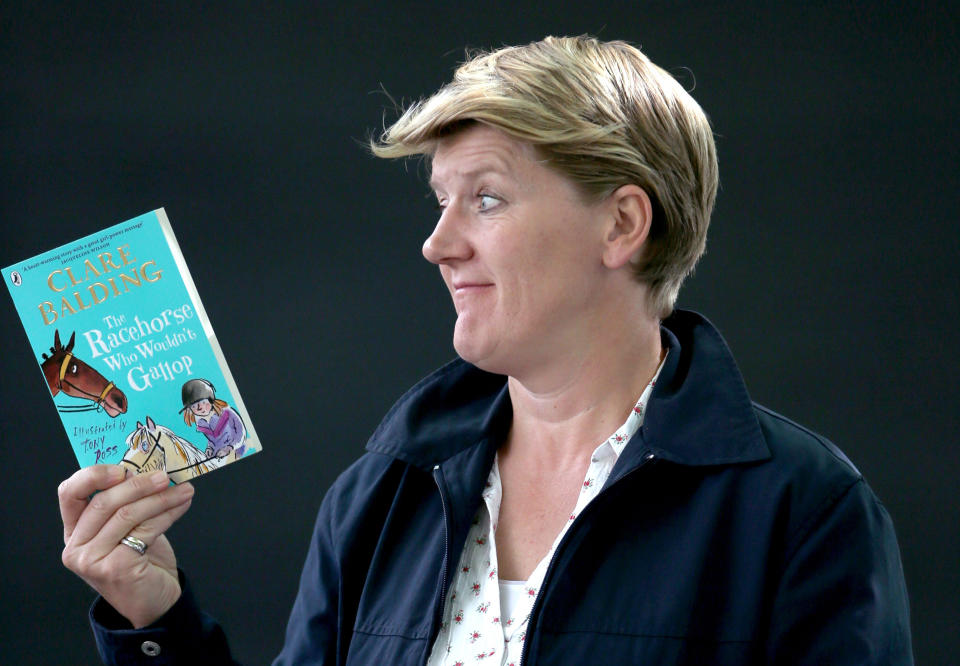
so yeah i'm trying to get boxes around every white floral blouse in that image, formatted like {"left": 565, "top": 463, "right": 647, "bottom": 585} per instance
{"left": 427, "top": 357, "right": 667, "bottom": 665}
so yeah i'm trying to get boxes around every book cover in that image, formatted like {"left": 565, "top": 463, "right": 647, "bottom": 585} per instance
{"left": 4, "top": 208, "right": 261, "bottom": 482}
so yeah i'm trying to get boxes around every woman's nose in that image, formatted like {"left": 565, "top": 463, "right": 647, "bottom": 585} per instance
{"left": 422, "top": 205, "right": 472, "bottom": 265}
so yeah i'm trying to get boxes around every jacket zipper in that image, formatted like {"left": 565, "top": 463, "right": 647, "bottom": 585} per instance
{"left": 518, "top": 451, "right": 657, "bottom": 666}
{"left": 429, "top": 464, "right": 452, "bottom": 662}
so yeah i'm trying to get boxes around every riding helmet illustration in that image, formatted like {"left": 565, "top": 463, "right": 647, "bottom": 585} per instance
{"left": 179, "top": 378, "right": 216, "bottom": 413}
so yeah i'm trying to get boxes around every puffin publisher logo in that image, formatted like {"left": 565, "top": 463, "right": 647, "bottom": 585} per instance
{"left": 10, "top": 270, "right": 22, "bottom": 287}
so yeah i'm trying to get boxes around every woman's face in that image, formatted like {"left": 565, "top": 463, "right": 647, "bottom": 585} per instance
{"left": 424, "top": 124, "right": 610, "bottom": 377}
{"left": 190, "top": 399, "right": 213, "bottom": 417}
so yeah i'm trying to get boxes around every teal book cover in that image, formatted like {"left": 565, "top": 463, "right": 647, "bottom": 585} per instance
{"left": 4, "top": 208, "right": 261, "bottom": 482}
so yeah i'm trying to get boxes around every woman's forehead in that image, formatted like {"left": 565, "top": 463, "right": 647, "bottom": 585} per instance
{"left": 429, "top": 125, "right": 539, "bottom": 190}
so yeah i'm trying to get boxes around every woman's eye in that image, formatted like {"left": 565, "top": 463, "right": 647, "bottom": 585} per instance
{"left": 478, "top": 194, "right": 499, "bottom": 211}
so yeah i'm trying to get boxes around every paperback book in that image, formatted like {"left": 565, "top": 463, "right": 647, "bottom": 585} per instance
{"left": 4, "top": 208, "right": 261, "bottom": 482}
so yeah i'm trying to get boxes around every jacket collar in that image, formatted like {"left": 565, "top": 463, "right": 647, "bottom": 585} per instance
{"left": 637, "top": 309, "right": 769, "bottom": 467}
{"left": 365, "top": 309, "right": 769, "bottom": 471}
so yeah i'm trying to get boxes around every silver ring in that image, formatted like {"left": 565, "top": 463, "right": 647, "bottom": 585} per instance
{"left": 120, "top": 535, "right": 148, "bottom": 555}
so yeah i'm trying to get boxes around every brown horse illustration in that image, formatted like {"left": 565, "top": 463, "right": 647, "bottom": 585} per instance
{"left": 40, "top": 330, "right": 127, "bottom": 417}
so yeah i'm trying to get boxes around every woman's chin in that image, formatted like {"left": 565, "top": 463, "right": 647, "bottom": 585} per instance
{"left": 453, "top": 329, "right": 493, "bottom": 368}
{"left": 455, "top": 335, "right": 515, "bottom": 377}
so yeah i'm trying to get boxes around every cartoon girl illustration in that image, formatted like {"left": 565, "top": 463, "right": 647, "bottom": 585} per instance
{"left": 180, "top": 378, "right": 247, "bottom": 460}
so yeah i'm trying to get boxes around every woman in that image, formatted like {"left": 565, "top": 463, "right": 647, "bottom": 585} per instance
{"left": 58, "top": 36, "right": 911, "bottom": 664}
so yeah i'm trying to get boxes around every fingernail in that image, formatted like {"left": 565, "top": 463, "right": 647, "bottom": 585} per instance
{"left": 150, "top": 470, "right": 169, "bottom": 486}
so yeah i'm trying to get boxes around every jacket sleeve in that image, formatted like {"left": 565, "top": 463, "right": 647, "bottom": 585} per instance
{"left": 765, "top": 478, "right": 913, "bottom": 664}
{"left": 90, "top": 571, "right": 238, "bottom": 665}
{"left": 271, "top": 477, "right": 342, "bottom": 665}
{"left": 90, "top": 484, "right": 344, "bottom": 666}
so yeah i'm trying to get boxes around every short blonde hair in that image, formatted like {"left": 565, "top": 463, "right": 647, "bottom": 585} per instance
{"left": 372, "top": 35, "right": 718, "bottom": 319}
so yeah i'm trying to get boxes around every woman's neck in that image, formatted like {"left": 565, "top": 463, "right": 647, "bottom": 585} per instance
{"left": 503, "top": 312, "right": 663, "bottom": 466}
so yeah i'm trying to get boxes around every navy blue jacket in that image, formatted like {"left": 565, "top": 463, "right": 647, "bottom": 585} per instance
{"left": 92, "top": 310, "right": 913, "bottom": 664}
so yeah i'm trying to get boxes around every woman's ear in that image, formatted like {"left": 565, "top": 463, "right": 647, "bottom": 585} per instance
{"left": 601, "top": 185, "right": 653, "bottom": 270}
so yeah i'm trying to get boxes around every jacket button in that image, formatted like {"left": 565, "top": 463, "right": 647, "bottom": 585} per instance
{"left": 140, "top": 640, "right": 161, "bottom": 657}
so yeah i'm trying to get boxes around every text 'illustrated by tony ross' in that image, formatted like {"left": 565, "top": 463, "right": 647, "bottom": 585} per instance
{"left": 4, "top": 209, "right": 261, "bottom": 483}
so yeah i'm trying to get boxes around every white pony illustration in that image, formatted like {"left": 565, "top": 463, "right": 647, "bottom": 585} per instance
{"left": 121, "top": 416, "right": 224, "bottom": 484}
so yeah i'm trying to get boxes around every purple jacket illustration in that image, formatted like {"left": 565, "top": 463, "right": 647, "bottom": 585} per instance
{"left": 196, "top": 406, "right": 246, "bottom": 458}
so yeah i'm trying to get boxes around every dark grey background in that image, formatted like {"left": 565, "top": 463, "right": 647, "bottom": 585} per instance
{"left": 1, "top": 2, "right": 956, "bottom": 664}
